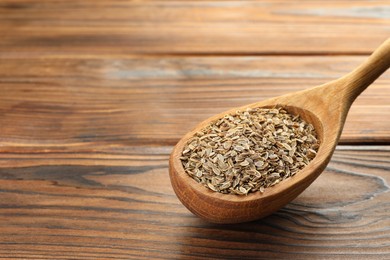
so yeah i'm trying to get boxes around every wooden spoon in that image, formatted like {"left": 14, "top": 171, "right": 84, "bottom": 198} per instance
{"left": 169, "top": 38, "right": 390, "bottom": 224}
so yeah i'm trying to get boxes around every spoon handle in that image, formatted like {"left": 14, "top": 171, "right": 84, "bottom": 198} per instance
{"left": 340, "top": 38, "right": 390, "bottom": 105}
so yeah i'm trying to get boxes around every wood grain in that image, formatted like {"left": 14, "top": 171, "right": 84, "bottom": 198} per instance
{"left": 0, "top": 0, "right": 389, "bottom": 55}
{"left": 0, "top": 146, "right": 388, "bottom": 259}
{"left": 0, "top": 56, "right": 388, "bottom": 147}
{"left": 0, "top": 0, "right": 389, "bottom": 258}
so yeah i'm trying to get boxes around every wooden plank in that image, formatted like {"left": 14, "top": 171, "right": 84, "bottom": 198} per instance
{"left": 0, "top": 146, "right": 388, "bottom": 259}
{"left": 0, "top": 56, "right": 389, "bottom": 147}
{"left": 0, "top": 1, "right": 389, "bottom": 55}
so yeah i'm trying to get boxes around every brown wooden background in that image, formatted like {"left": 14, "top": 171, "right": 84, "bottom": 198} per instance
{"left": 0, "top": 1, "right": 389, "bottom": 259}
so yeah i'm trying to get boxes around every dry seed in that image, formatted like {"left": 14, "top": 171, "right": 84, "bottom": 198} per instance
{"left": 307, "top": 148, "right": 317, "bottom": 159}
{"left": 180, "top": 107, "right": 319, "bottom": 195}
{"left": 207, "top": 182, "right": 218, "bottom": 192}
{"left": 223, "top": 141, "right": 232, "bottom": 150}
{"left": 240, "top": 160, "right": 250, "bottom": 167}
{"left": 239, "top": 187, "right": 248, "bottom": 194}
{"left": 254, "top": 160, "right": 264, "bottom": 168}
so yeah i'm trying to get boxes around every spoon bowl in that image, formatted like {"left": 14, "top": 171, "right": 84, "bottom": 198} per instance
{"left": 170, "top": 38, "right": 390, "bottom": 223}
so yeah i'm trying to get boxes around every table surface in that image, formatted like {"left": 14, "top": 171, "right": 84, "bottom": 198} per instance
{"left": 0, "top": 1, "right": 389, "bottom": 259}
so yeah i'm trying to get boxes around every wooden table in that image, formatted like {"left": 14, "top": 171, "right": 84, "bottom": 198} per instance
{"left": 0, "top": 1, "right": 389, "bottom": 259}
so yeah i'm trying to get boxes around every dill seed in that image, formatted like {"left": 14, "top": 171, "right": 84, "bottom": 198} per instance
{"left": 180, "top": 107, "right": 320, "bottom": 195}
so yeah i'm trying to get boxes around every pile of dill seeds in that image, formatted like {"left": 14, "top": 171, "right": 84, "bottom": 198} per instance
{"left": 180, "top": 107, "right": 320, "bottom": 195}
